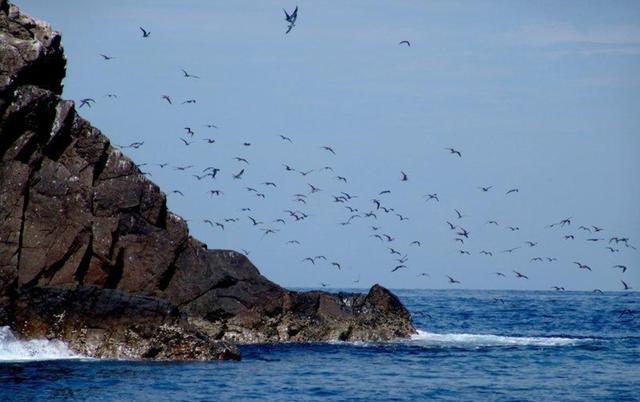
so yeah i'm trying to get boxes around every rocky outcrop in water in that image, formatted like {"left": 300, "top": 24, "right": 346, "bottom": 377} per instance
{"left": 0, "top": 1, "right": 415, "bottom": 360}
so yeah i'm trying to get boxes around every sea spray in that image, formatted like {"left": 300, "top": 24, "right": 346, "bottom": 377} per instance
{"left": 0, "top": 326, "right": 82, "bottom": 362}
{"left": 410, "top": 330, "right": 587, "bottom": 347}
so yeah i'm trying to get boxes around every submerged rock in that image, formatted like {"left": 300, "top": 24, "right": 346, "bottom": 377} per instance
{"left": 0, "top": 1, "right": 415, "bottom": 360}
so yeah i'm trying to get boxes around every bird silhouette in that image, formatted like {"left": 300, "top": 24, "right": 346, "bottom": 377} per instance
{"left": 139, "top": 27, "right": 151, "bottom": 37}
{"left": 613, "top": 265, "right": 627, "bottom": 273}
{"left": 233, "top": 169, "right": 245, "bottom": 179}
{"left": 398, "top": 40, "right": 411, "bottom": 47}
{"left": 181, "top": 68, "right": 200, "bottom": 79}
{"left": 445, "top": 147, "right": 462, "bottom": 157}
{"left": 514, "top": 270, "right": 529, "bottom": 279}
{"left": 283, "top": 6, "right": 298, "bottom": 34}
{"left": 447, "top": 276, "right": 461, "bottom": 284}
{"left": 425, "top": 193, "right": 439, "bottom": 202}
{"left": 573, "top": 262, "right": 592, "bottom": 271}
{"left": 392, "top": 265, "right": 407, "bottom": 272}
{"left": 79, "top": 98, "right": 95, "bottom": 108}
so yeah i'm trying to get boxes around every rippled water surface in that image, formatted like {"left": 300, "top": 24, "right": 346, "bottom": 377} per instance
{"left": 1, "top": 289, "right": 639, "bottom": 401}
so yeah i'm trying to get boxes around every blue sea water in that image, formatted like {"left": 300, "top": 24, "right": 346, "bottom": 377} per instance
{"left": 1, "top": 289, "right": 639, "bottom": 401}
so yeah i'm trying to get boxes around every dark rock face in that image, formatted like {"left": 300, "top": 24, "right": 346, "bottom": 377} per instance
{"left": 0, "top": 1, "right": 415, "bottom": 360}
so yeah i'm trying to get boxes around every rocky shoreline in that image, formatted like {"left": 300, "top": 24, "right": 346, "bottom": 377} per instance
{"left": 0, "top": 0, "right": 415, "bottom": 360}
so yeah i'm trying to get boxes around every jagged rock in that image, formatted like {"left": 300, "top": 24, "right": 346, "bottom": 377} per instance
{"left": 0, "top": 1, "right": 415, "bottom": 360}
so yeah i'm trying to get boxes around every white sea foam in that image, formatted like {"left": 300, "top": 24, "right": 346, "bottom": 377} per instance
{"left": 411, "top": 329, "right": 585, "bottom": 347}
{"left": 0, "top": 326, "right": 83, "bottom": 362}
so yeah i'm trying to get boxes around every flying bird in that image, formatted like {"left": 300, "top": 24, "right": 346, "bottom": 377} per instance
{"left": 181, "top": 68, "right": 200, "bottom": 79}
{"left": 233, "top": 169, "right": 245, "bottom": 179}
{"left": 392, "top": 265, "right": 407, "bottom": 272}
{"left": 321, "top": 146, "right": 336, "bottom": 155}
{"left": 99, "top": 54, "right": 114, "bottom": 60}
{"left": 79, "top": 98, "right": 95, "bottom": 108}
{"left": 447, "top": 276, "right": 461, "bottom": 284}
{"left": 503, "top": 247, "right": 520, "bottom": 253}
{"left": 398, "top": 40, "right": 411, "bottom": 47}
{"left": 573, "top": 262, "right": 592, "bottom": 271}
{"left": 445, "top": 147, "right": 462, "bottom": 157}
{"left": 425, "top": 193, "right": 439, "bottom": 202}
{"left": 283, "top": 6, "right": 298, "bottom": 34}
{"left": 514, "top": 270, "right": 529, "bottom": 279}
{"left": 613, "top": 265, "right": 627, "bottom": 273}
{"left": 139, "top": 27, "right": 151, "bottom": 38}
{"left": 161, "top": 95, "right": 172, "bottom": 104}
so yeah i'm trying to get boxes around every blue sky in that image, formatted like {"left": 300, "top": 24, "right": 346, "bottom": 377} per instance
{"left": 21, "top": 0, "right": 640, "bottom": 290}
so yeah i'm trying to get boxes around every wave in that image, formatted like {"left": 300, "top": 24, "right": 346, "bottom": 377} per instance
{"left": 410, "top": 330, "right": 587, "bottom": 347}
{"left": 0, "top": 326, "right": 83, "bottom": 362}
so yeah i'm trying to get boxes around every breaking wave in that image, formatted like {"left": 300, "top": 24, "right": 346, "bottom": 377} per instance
{"left": 411, "top": 329, "right": 587, "bottom": 347}
{"left": 0, "top": 326, "right": 82, "bottom": 362}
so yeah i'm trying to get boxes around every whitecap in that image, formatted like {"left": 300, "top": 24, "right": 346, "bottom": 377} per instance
{"left": 410, "top": 329, "right": 586, "bottom": 347}
{"left": 0, "top": 326, "right": 83, "bottom": 362}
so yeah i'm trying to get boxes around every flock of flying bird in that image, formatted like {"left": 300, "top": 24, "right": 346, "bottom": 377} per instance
{"left": 77, "top": 6, "right": 635, "bottom": 295}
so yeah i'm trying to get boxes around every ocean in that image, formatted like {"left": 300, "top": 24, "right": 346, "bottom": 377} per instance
{"left": 1, "top": 289, "right": 638, "bottom": 401}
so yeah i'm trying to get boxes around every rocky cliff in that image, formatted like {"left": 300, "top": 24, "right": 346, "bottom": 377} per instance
{"left": 0, "top": 1, "right": 415, "bottom": 360}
